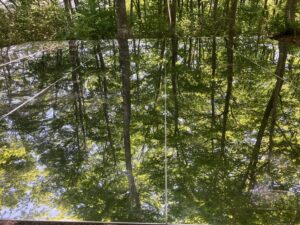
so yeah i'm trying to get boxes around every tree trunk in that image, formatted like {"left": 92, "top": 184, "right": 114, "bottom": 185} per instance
{"left": 130, "top": 0, "right": 134, "bottom": 22}
{"left": 212, "top": 0, "right": 218, "bottom": 18}
{"left": 285, "top": 0, "right": 298, "bottom": 29}
{"left": 171, "top": 37, "right": 179, "bottom": 135}
{"left": 73, "top": 0, "right": 80, "bottom": 9}
{"left": 96, "top": 46, "right": 117, "bottom": 165}
{"left": 133, "top": 39, "right": 141, "bottom": 102}
{"left": 243, "top": 0, "right": 296, "bottom": 191}
{"left": 154, "top": 40, "right": 166, "bottom": 103}
{"left": 69, "top": 40, "right": 87, "bottom": 152}
{"left": 264, "top": 0, "right": 268, "bottom": 10}
{"left": 169, "top": 0, "right": 179, "bottom": 135}
{"left": 220, "top": 0, "right": 238, "bottom": 157}
{"left": 170, "top": 0, "right": 177, "bottom": 34}
{"left": 187, "top": 38, "right": 193, "bottom": 68}
{"left": 210, "top": 39, "right": 217, "bottom": 151}
{"left": 267, "top": 104, "right": 277, "bottom": 173}
{"left": 115, "top": 0, "right": 141, "bottom": 211}
{"left": 63, "top": 0, "right": 73, "bottom": 24}
{"left": 210, "top": 0, "right": 218, "bottom": 151}
{"left": 1, "top": 48, "right": 12, "bottom": 105}
{"left": 0, "top": 0, "right": 13, "bottom": 14}
{"left": 246, "top": 42, "right": 288, "bottom": 189}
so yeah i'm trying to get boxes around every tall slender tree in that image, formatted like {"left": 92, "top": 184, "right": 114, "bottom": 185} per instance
{"left": 210, "top": 0, "right": 218, "bottom": 150}
{"left": 244, "top": 0, "right": 298, "bottom": 190}
{"left": 220, "top": 0, "right": 238, "bottom": 157}
{"left": 169, "top": 0, "right": 179, "bottom": 135}
{"left": 115, "top": 0, "right": 141, "bottom": 212}
{"left": 245, "top": 42, "right": 288, "bottom": 189}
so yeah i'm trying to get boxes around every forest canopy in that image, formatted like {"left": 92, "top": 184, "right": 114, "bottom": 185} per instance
{"left": 0, "top": 0, "right": 299, "bottom": 47}
{"left": 0, "top": 0, "right": 300, "bottom": 224}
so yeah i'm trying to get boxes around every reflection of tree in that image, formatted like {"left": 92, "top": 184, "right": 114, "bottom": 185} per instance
{"left": 0, "top": 34, "right": 299, "bottom": 224}
{"left": 69, "top": 40, "right": 87, "bottom": 152}
{"left": 244, "top": 0, "right": 298, "bottom": 191}
{"left": 170, "top": 0, "right": 179, "bottom": 137}
{"left": 0, "top": 47, "right": 12, "bottom": 105}
{"left": 244, "top": 42, "right": 288, "bottom": 190}
{"left": 220, "top": 0, "right": 238, "bottom": 158}
{"left": 95, "top": 45, "right": 116, "bottom": 165}
{"left": 116, "top": 0, "right": 141, "bottom": 213}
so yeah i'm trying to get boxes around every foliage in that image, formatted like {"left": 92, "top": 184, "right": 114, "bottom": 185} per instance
{"left": 0, "top": 1, "right": 67, "bottom": 47}
{"left": 0, "top": 0, "right": 299, "bottom": 46}
{"left": 0, "top": 9, "right": 12, "bottom": 47}
{"left": 0, "top": 0, "right": 300, "bottom": 223}
{"left": 1, "top": 38, "right": 300, "bottom": 223}
{"left": 74, "top": 5, "right": 116, "bottom": 39}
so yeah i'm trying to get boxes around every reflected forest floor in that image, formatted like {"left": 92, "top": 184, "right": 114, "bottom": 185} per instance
{"left": 0, "top": 38, "right": 300, "bottom": 224}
